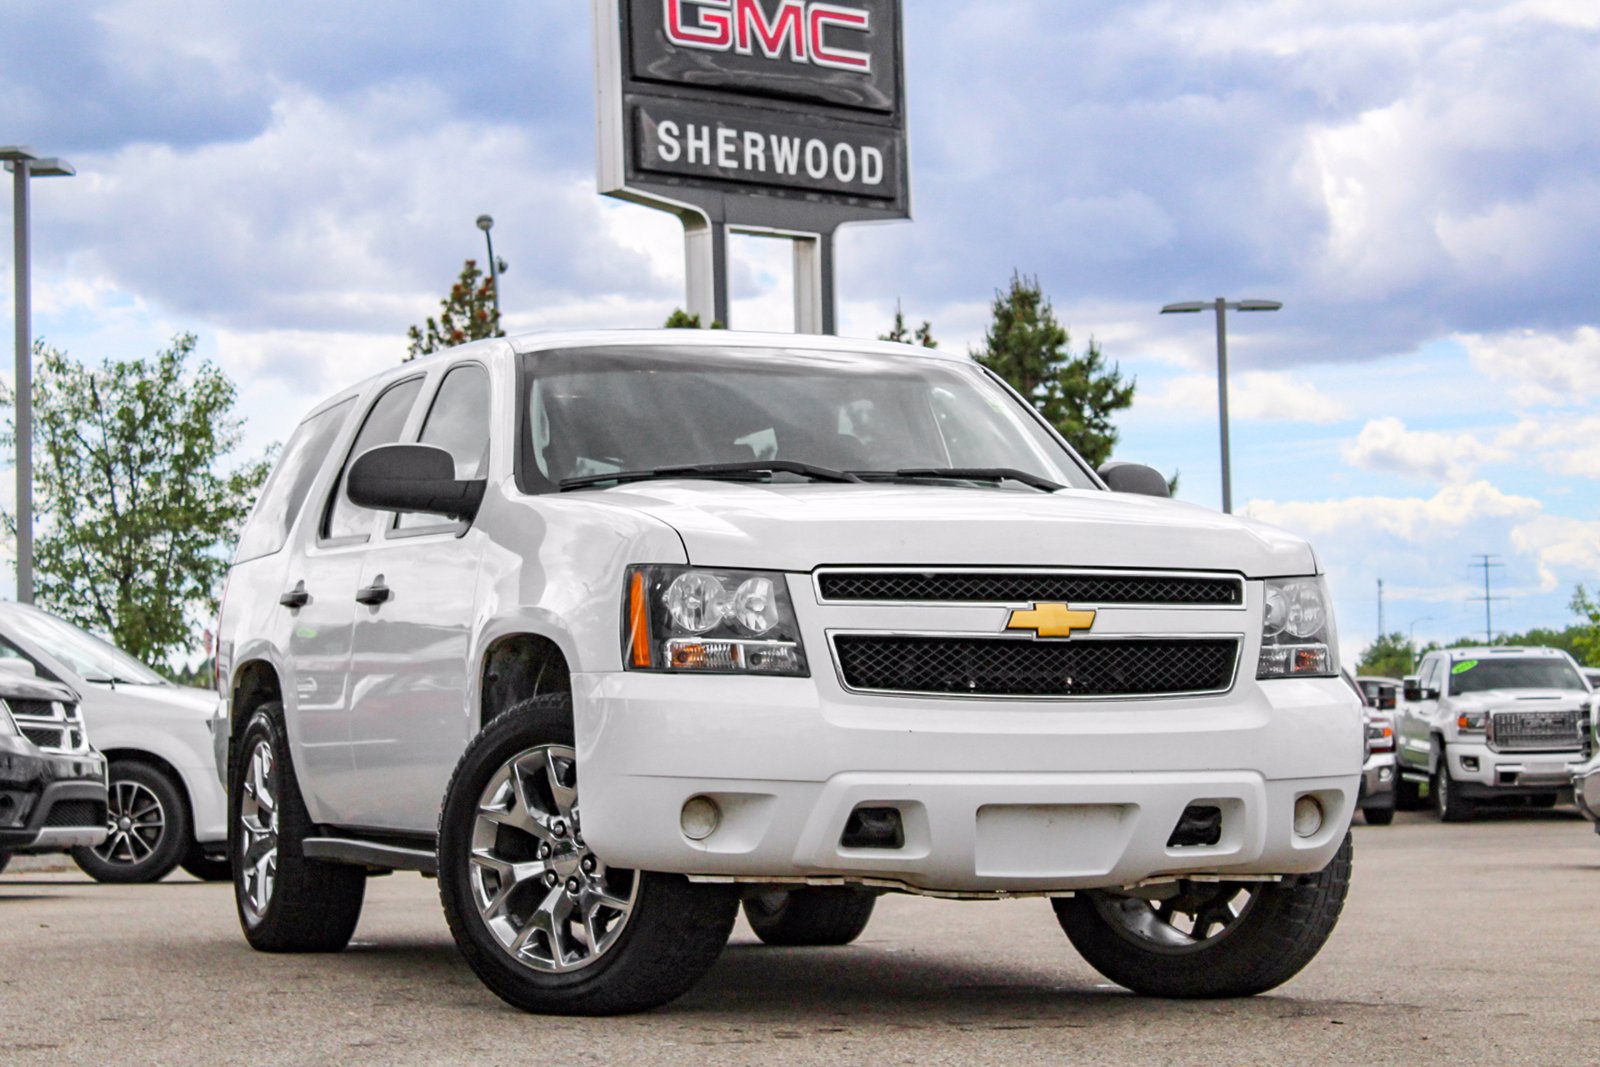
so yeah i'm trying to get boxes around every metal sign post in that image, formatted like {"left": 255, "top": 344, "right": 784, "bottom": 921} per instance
{"left": 594, "top": 0, "right": 910, "bottom": 332}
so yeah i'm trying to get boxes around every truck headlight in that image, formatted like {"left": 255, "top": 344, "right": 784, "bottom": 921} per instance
{"left": 1256, "top": 576, "right": 1338, "bottom": 679}
{"left": 624, "top": 565, "right": 808, "bottom": 676}
{"left": 1456, "top": 711, "right": 1487, "bottom": 733}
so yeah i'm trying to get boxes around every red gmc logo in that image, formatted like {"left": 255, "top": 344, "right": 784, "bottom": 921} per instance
{"left": 663, "top": 0, "right": 872, "bottom": 73}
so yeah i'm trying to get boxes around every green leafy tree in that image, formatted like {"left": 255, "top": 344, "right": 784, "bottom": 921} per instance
{"left": 973, "top": 273, "right": 1135, "bottom": 469}
{"left": 881, "top": 302, "right": 937, "bottom": 348}
{"left": 1571, "top": 585, "right": 1600, "bottom": 666}
{"left": 1, "top": 336, "right": 272, "bottom": 667}
{"left": 406, "top": 259, "right": 501, "bottom": 361}
{"left": 663, "top": 309, "right": 725, "bottom": 329}
{"left": 1358, "top": 632, "right": 1417, "bottom": 678}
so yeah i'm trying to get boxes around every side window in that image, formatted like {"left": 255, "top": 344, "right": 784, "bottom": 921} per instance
{"left": 1420, "top": 657, "right": 1442, "bottom": 695}
{"left": 234, "top": 398, "right": 355, "bottom": 562}
{"left": 397, "top": 364, "right": 491, "bottom": 530}
{"left": 322, "top": 378, "right": 425, "bottom": 542}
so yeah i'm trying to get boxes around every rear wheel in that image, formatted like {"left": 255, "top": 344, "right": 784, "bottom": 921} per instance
{"left": 1394, "top": 768, "right": 1425, "bottom": 811}
{"left": 180, "top": 843, "right": 232, "bottom": 882}
{"left": 438, "top": 694, "right": 738, "bottom": 1015}
{"left": 70, "top": 761, "right": 188, "bottom": 884}
{"left": 743, "top": 887, "right": 877, "bottom": 946}
{"left": 1054, "top": 834, "right": 1352, "bottom": 998}
{"left": 0, "top": 851, "right": 9, "bottom": 875}
{"left": 231, "top": 704, "right": 366, "bottom": 952}
{"left": 1362, "top": 807, "right": 1395, "bottom": 826}
{"left": 1528, "top": 794, "right": 1559, "bottom": 810}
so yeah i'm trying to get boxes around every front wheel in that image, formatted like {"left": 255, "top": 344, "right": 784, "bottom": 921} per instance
{"left": 437, "top": 694, "right": 739, "bottom": 1016}
{"left": 1432, "top": 760, "right": 1475, "bottom": 823}
{"left": 70, "top": 760, "right": 189, "bottom": 883}
{"left": 1054, "top": 833, "right": 1353, "bottom": 998}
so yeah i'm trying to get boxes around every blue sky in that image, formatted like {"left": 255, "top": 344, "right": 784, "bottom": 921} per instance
{"left": 2, "top": 0, "right": 1598, "bottom": 662}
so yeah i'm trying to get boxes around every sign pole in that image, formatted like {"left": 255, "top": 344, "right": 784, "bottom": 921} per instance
{"left": 684, "top": 215, "right": 729, "bottom": 328}
{"left": 12, "top": 160, "right": 32, "bottom": 602}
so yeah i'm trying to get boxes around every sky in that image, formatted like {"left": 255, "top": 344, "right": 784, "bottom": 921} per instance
{"left": 2, "top": 0, "right": 1597, "bottom": 665}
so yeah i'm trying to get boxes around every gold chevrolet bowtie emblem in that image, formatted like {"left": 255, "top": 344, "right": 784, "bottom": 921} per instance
{"left": 1006, "top": 602, "right": 1097, "bottom": 639}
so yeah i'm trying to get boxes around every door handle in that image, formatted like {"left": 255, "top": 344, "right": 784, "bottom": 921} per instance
{"left": 355, "top": 580, "right": 392, "bottom": 606}
{"left": 279, "top": 583, "right": 310, "bottom": 610}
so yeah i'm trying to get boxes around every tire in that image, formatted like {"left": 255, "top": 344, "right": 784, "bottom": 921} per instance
{"left": 437, "top": 693, "right": 739, "bottom": 1016}
{"left": 1362, "top": 807, "right": 1395, "bottom": 826}
{"left": 0, "top": 851, "right": 9, "bottom": 875}
{"left": 230, "top": 703, "right": 366, "bottom": 952}
{"left": 70, "top": 760, "right": 189, "bottom": 884}
{"left": 1528, "top": 794, "right": 1559, "bottom": 810}
{"left": 180, "top": 843, "right": 233, "bottom": 882}
{"left": 743, "top": 888, "right": 877, "bottom": 946}
{"left": 1432, "top": 758, "right": 1475, "bottom": 824}
{"left": 1053, "top": 833, "right": 1353, "bottom": 998}
{"left": 1394, "top": 771, "right": 1425, "bottom": 811}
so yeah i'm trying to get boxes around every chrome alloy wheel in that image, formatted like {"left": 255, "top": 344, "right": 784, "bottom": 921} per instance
{"left": 238, "top": 739, "right": 279, "bottom": 924}
{"left": 94, "top": 779, "right": 167, "bottom": 865}
{"left": 1093, "top": 882, "right": 1261, "bottom": 952}
{"left": 468, "top": 745, "right": 638, "bottom": 974}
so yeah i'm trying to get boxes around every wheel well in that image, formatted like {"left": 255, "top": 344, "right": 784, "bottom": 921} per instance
{"left": 231, "top": 660, "right": 283, "bottom": 738}
{"left": 481, "top": 634, "right": 570, "bottom": 730}
{"left": 99, "top": 749, "right": 192, "bottom": 821}
{"left": 1429, "top": 732, "right": 1446, "bottom": 774}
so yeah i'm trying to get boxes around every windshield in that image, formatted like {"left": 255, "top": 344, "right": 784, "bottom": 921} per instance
{"left": 1448, "top": 657, "right": 1586, "bottom": 695}
{"left": 518, "top": 346, "right": 1097, "bottom": 492}
{"left": 1, "top": 607, "right": 168, "bottom": 685}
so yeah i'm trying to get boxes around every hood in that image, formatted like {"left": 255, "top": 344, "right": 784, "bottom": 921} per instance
{"left": 0, "top": 671, "right": 78, "bottom": 704}
{"left": 1453, "top": 688, "right": 1592, "bottom": 711}
{"left": 581, "top": 482, "right": 1318, "bottom": 577}
{"left": 84, "top": 682, "right": 217, "bottom": 718}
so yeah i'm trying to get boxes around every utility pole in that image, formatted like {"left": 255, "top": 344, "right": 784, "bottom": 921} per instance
{"left": 1377, "top": 578, "right": 1385, "bottom": 638}
{"left": 1469, "top": 555, "right": 1506, "bottom": 644}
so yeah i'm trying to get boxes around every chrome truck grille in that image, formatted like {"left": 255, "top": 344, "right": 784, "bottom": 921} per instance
{"left": 817, "top": 570, "right": 1243, "bottom": 607}
{"left": 1489, "top": 709, "right": 1583, "bottom": 752}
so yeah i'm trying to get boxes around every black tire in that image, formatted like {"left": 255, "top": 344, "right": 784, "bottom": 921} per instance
{"left": 1394, "top": 771, "right": 1425, "bottom": 811}
{"left": 70, "top": 760, "right": 189, "bottom": 884}
{"left": 438, "top": 693, "right": 739, "bottom": 1016}
{"left": 1528, "top": 794, "right": 1559, "bottom": 810}
{"left": 1054, "top": 833, "right": 1353, "bottom": 998}
{"left": 1432, "top": 757, "right": 1475, "bottom": 824}
{"left": 0, "top": 850, "right": 10, "bottom": 875}
{"left": 1362, "top": 807, "right": 1395, "bottom": 826}
{"left": 230, "top": 703, "right": 366, "bottom": 952}
{"left": 743, "top": 888, "right": 877, "bottom": 946}
{"left": 180, "top": 843, "right": 233, "bottom": 882}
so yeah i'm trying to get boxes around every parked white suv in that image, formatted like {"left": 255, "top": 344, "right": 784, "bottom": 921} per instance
{"left": 1396, "top": 646, "right": 1593, "bottom": 821}
{"left": 214, "top": 331, "right": 1361, "bottom": 1015}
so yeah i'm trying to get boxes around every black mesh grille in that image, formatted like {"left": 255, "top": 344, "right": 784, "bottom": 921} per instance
{"left": 834, "top": 636, "right": 1239, "bottom": 697}
{"left": 6, "top": 699, "right": 58, "bottom": 718}
{"left": 818, "top": 572, "right": 1241, "bottom": 606}
{"left": 43, "top": 800, "right": 105, "bottom": 828}
{"left": 20, "top": 725, "right": 63, "bottom": 749}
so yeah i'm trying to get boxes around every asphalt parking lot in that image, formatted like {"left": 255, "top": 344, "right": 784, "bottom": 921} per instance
{"left": 4, "top": 809, "right": 1598, "bottom": 1067}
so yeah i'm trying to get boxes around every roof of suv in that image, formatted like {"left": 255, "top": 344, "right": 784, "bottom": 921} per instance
{"left": 1442, "top": 646, "right": 1569, "bottom": 659}
{"left": 503, "top": 329, "right": 970, "bottom": 363}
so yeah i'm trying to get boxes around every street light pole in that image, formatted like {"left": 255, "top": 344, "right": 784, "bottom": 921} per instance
{"left": 2, "top": 147, "right": 74, "bottom": 605}
{"left": 1160, "top": 297, "right": 1282, "bottom": 514}
{"left": 475, "top": 215, "right": 501, "bottom": 331}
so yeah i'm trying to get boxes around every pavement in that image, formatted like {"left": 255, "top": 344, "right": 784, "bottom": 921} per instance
{"left": 4, "top": 809, "right": 1598, "bottom": 1066}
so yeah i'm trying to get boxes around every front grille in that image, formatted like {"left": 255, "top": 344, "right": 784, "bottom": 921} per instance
{"left": 1491, "top": 710, "right": 1582, "bottom": 752}
{"left": 43, "top": 800, "right": 105, "bottom": 829}
{"left": 833, "top": 636, "right": 1239, "bottom": 698}
{"left": 818, "top": 571, "right": 1242, "bottom": 606}
{"left": 6, "top": 698, "right": 59, "bottom": 718}
{"left": 21, "top": 725, "right": 65, "bottom": 750}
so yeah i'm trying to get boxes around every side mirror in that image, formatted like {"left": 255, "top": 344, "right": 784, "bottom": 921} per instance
{"left": 346, "top": 444, "right": 486, "bottom": 522}
{"left": 1402, "top": 676, "right": 1420, "bottom": 702}
{"left": 1098, "top": 461, "right": 1170, "bottom": 498}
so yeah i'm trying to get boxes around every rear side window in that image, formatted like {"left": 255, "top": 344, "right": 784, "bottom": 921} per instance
{"left": 322, "top": 378, "right": 424, "bottom": 542}
{"left": 234, "top": 398, "right": 355, "bottom": 563}
{"left": 397, "top": 364, "right": 491, "bottom": 530}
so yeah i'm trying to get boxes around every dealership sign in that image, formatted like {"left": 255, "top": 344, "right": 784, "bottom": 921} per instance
{"left": 595, "top": 0, "right": 910, "bottom": 329}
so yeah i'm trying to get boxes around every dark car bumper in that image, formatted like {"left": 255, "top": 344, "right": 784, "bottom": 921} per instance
{"left": 0, "top": 738, "right": 107, "bottom": 852}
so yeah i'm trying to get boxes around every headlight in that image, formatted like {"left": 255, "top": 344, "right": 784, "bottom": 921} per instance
{"left": 624, "top": 565, "right": 808, "bottom": 676}
{"left": 1456, "top": 711, "right": 1487, "bottom": 733}
{"left": 1256, "top": 576, "right": 1338, "bottom": 679}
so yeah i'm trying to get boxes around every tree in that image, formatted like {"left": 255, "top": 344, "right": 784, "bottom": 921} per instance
{"left": 406, "top": 259, "right": 500, "bottom": 361}
{"left": 880, "top": 302, "right": 937, "bottom": 348}
{"left": 1358, "top": 632, "right": 1417, "bottom": 678}
{"left": 663, "top": 309, "right": 725, "bottom": 329}
{"left": 973, "top": 273, "right": 1135, "bottom": 469}
{"left": 1571, "top": 585, "right": 1600, "bottom": 666}
{"left": 1, "top": 336, "right": 272, "bottom": 667}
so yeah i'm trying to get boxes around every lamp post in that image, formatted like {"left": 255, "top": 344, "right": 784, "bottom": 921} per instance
{"left": 475, "top": 215, "right": 503, "bottom": 330}
{"left": 1407, "top": 617, "right": 1433, "bottom": 644}
{"left": 2, "top": 147, "right": 74, "bottom": 605}
{"left": 1160, "top": 297, "right": 1282, "bottom": 514}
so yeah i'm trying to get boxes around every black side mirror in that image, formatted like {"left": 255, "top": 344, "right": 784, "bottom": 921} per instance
{"left": 1098, "top": 461, "right": 1170, "bottom": 498}
{"left": 347, "top": 443, "right": 486, "bottom": 522}
{"left": 1402, "top": 676, "right": 1420, "bottom": 702}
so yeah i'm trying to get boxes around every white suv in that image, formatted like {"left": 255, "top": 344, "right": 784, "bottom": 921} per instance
{"left": 214, "top": 331, "right": 1360, "bottom": 1015}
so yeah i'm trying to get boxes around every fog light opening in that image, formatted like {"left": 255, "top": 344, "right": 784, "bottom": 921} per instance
{"left": 840, "top": 806, "right": 904, "bottom": 850}
{"left": 1461, "top": 756, "right": 1479, "bottom": 772}
{"left": 1293, "top": 795, "right": 1324, "bottom": 839}
{"left": 680, "top": 795, "right": 721, "bottom": 841}
{"left": 1167, "top": 804, "right": 1223, "bottom": 848}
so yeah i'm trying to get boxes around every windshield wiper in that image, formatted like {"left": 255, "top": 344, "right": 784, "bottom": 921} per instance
{"left": 851, "top": 468, "right": 1063, "bottom": 493}
{"left": 561, "top": 461, "right": 863, "bottom": 492}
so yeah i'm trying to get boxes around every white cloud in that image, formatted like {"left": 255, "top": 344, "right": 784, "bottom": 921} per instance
{"left": 1459, "top": 326, "right": 1600, "bottom": 407}
{"left": 1342, "top": 416, "right": 1503, "bottom": 481}
{"left": 1145, "top": 371, "right": 1349, "bottom": 424}
{"left": 1241, "top": 481, "right": 1541, "bottom": 542}
{"left": 1510, "top": 516, "right": 1600, "bottom": 591}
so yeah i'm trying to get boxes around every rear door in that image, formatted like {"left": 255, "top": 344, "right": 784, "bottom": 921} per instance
{"left": 343, "top": 360, "right": 493, "bottom": 831}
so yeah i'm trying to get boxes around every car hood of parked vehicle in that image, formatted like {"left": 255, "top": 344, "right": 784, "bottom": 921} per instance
{"left": 1447, "top": 689, "right": 1593, "bottom": 712}
{"left": 81, "top": 681, "right": 216, "bottom": 720}
{"left": 577, "top": 481, "right": 1319, "bottom": 577}
{"left": 0, "top": 672, "right": 78, "bottom": 706}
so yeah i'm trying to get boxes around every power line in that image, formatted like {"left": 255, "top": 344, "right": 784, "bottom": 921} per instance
{"left": 1469, "top": 554, "right": 1506, "bottom": 644}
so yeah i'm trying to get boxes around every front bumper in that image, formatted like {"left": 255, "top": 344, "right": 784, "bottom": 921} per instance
{"left": 1360, "top": 750, "right": 1396, "bottom": 810}
{"left": 1573, "top": 756, "right": 1600, "bottom": 829}
{"left": 1443, "top": 742, "right": 1584, "bottom": 798}
{"left": 573, "top": 671, "right": 1361, "bottom": 894}
{"left": 0, "top": 743, "right": 108, "bottom": 853}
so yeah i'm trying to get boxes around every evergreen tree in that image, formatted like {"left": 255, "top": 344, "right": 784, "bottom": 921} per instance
{"left": 1569, "top": 585, "right": 1600, "bottom": 666}
{"left": 973, "top": 273, "right": 1134, "bottom": 469}
{"left": 664, "top": 309, "right": 726, "bottom": 329}
{"left": 1358, "top": 633, "right": 1417, "bottom": 678}
{"left": 405, "top": 259, "right": 500, "bottom": 361}
{"left": 880, "top": 302, "right": 937, "bottom": 348}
